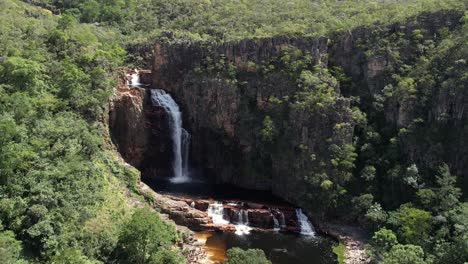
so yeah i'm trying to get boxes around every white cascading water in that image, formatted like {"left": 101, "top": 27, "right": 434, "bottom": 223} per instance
{"left": 272, "top": 214, "right": 280, "bottom": 231}
{"left": 150, "top": 89, "right": 190, "bottom": 183}
{"left": 207, "top": 202, "right": 229, "bottom": 225}
{"left": 207, "top": 202, "right": 251, "bottom": 235}
{"left": 129, "top": 73, "right": 141, "bottom": 86}
{"left": 280, "top": 212, "right": 286, "bottom": 228}
{"left": 235, "top": 209, "right": 251, "bottom": 235}
{"left": 181, "top": 129, "right": 190, "bottom": 178}
{"left": 295, "top": 208, "right": 315, "bottom": 236}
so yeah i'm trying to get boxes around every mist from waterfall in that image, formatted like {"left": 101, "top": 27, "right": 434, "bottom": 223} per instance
{"left": 150, "top": 89, "right": 190, "bottom": 183}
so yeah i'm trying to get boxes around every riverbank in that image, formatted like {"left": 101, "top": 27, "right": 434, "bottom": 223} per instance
{"left": 127, "top": 181, "right": 211, "bottom": 264}
{"left": 315, "top": 222, "right": 371, "bottom": 264}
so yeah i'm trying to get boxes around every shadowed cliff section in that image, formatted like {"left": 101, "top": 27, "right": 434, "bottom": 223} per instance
{"left": 109, "top": 72, "right": 174, "bottom": 178}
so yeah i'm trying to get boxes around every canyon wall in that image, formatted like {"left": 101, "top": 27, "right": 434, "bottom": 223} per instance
{"left": 152, "top": 33, "right": 357, "bottom": 203}
{"left": 111, "top": 10, "right": 466, "bottom": 212}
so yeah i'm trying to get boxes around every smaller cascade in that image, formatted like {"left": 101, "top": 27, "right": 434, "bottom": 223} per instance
{"left": 243, "top": 210, "right": 249, "bottom": 225}
{"left": 272, "top": 214, "right": 280, "bottom": 231}
{"left": 181, "top": 129, "right": 191, "bottom": 178}
{"left": 207, "top": 202, "right": 229, "bottom": 225}
{"left": 128, "top": 69, "right": 141, "bottom": 86}
{"left": 295, "top": 208, "right": 315, "bottom": 236}
{"left": 279, "top": 212, "right": 286, "bottom": 228}
{"left": 236, "top": 210, "right": 243, "bottom": 224}
{"left": 234, "top": 209, "right": 251, "bottom": 235}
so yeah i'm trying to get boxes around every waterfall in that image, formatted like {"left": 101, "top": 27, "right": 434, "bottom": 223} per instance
{"left": 243, "top": 210, "right": 249, "bottom": 225}
{"left": 207, "top": 202, "right": 251, "bottom": 236}
{"left": 236, "top": 210, "right": 243, "bottom": 224}
{"left": 280, "top": 212, "right": 286, "bottom": 228}
{"left": 207, "top": 202, "right": 229, "bottom": 225}
{"left": 181, "top": 129, "right": 190, "bottom": 178}
{"left": 295, "top": 208, "right": 315, "bottom": 236}
{"left": 272, "top": 214, "right": 280, "bottom": 231}
{"left": 150, "top": 89, "right": 190, "bottom": 183}
{"left": 234, "top": 209, "right": 251, "bottom": 236}
{"left": 129, "top": 73, "right": 141, "bottom": 86}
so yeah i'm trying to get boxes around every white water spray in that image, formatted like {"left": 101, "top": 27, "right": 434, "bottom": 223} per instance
{"left": 234, "top": 209, "right": 251, "bottom": 235}
{"left": 295, "top": 208, "right": 315, "bottom": 236}
{"left": 207, "top": 202, "right": 251, "bottom": 235}
{"left": 129, "top": 73, "right": 141, "bottom": 86}
{"left": 207, "top": 202, "right": 230, "bottom": 225}
{"left": 150, "top": 89, "right": 190, "bottom": 183}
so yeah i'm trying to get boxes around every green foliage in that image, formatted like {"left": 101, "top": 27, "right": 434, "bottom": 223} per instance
{"left": 388, "top": 204, "right": 432, "bottom": 245}
{"left": 115, "top": 208, "right": 181, "bottom": 264}
{"left": 149, "top": 248, "right": 186, "bottom": 264}
{"left": 0, "top": 230, "right": 28, "bottom": 264}
{"left": 33, "top": 0, "right": 465, "bottom": 43}
{"left": 433, "top": 164, "right": 461, "bottom": 213}
{"left": 259, "top": 116, "right": 276, "bottom": 142}
{"left": 293, "top": 66, "right": 338, "bottom": 110}
{"left": 360, "top": 165, "right": 376, "bottom": 181}
{"left": 332, "top": 242, "right": 345, "bottom": 264}
{"left": 381, "top": 244, "right": 428, "bottom": 264}
{"left": 223, "top": 248, "right": 271, "bottom": 264}
{"left": 0, "top": 57, "right": 46, "bottom": 93}
{"left": 372, "top": 228, "right": 398, "bottom": 255}
{"left": 351, "top": 194, "right": 374, "bottom": 216}
{"left": 0, "top": 1, "right": 168, "bottom": 263}
{"left": 50, "top": 247, "right": 94, "bottom": 264}
{"left": 365, "top": 203, "right": 388, "bottom": 229}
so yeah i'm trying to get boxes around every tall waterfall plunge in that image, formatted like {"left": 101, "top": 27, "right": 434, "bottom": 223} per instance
{"left": 150, "top": 89, "right": 191, "bottom": 183}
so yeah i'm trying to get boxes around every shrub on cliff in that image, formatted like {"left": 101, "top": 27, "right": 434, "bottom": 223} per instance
{"left": 223, "top": 248, "right": 271, "bottom": 264}
{"left": 114, "top": 208, "right": 182, "bottom": 264}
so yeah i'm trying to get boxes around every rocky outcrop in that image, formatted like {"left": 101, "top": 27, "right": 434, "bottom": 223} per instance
{"left": 138, "top": 183, "right": 304, "bottom": 233}
{"left": 109, "top": 71, "right": 174, "bottom": 178}
{"left": 109, "top": 75, "right": 148, "bottom": 168}
{"left": 315, "top": 222, "right": 371, "bottom": 264}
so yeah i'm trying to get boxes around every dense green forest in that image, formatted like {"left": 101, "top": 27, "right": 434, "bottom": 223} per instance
{"left": 0, "top": 0, "right": 183, "bottom": 263}
{"left": 0, "top": 0, "right": 467, "bottom": 263}
{"left": 29, "top": 0, "right": 464, "bottom": 42}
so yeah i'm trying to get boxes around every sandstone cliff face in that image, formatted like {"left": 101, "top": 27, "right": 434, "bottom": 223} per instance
{"left": 150, "top": 30, "right": 355, "bottom": 208}
{"left": 144, "top": 10, "right": 466, "bottom": 207}
{"left": 109, "top": 80, "right": 148, "bottom": 168}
